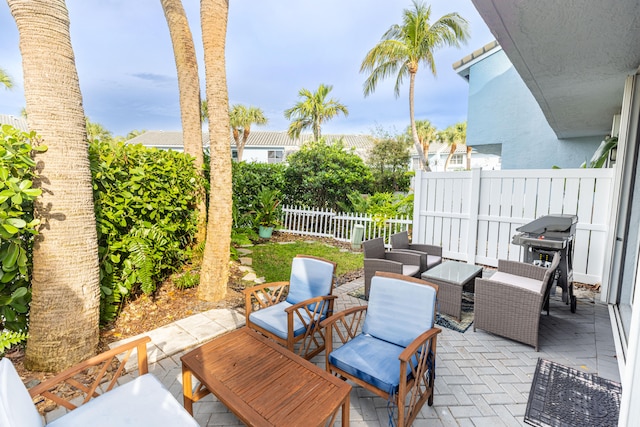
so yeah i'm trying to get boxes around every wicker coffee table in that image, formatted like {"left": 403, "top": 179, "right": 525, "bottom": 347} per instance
{"left": 421, "top": 261, "right": 482, "bottom": 320}
{"left": 181, "top": 327, "right": 351, "bottom": 426}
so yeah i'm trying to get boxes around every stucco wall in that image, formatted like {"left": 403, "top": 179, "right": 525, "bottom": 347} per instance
{"left": 466, "top": 49, "right": 602, "bottom": 169}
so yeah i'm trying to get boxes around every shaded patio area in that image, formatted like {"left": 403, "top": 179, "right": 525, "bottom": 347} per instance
{"left": 101, "top": 275, "right": 619, "bottom": 426}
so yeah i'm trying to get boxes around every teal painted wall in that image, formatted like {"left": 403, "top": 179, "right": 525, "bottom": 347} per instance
{"left": 466, "top": 49, "right": 602, "bottom": 169}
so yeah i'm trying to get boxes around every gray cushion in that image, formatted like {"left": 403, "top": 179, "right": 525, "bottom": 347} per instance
{"left": 490, "top": 271, "right": 544, "bottom": 293}
{"left": 402, "top": 264, "right": 420, "bottom": 277}
{"left": 426, "top": 255, "right": 442, "bottom": 270}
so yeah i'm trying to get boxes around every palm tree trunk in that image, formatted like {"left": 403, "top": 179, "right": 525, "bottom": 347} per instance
{"left": 409, "top": 71, "right": 428, "bottom": 170}
{"left": 161, "top": 0, "right": 207, "bottom": 243}
{"left": 199, "top": 0, "right": 231, "bottom": 302}
{"left": 8, "top": 0, "right": 100, "bottom": 372}
{"left": 445, "top": 143, "right": 458, "bottom": 171}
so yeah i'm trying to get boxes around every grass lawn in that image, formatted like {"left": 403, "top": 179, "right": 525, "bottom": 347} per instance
{"left": 250, "top": 241, "right": 363, "bottom": 283}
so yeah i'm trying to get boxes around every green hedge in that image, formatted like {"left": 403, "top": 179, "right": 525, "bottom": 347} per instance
{"left": 0, "top": 125, "right": 46, "bottom": 350}
{"left": 90, "top": 141, "right": 202, "bottom": 322}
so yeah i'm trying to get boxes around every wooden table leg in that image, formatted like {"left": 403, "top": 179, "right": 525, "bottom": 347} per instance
{"left": 342, "top": 393, "right": 350, "bottom": 427}
{"left": 182, "top": 364, "right": 194, "bottom": 415}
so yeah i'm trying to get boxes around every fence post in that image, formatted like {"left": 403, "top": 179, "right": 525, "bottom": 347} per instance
{"left": 413, "top": 169, "right": 423, "bottom": 243}
{"left": 466, "top": 167, "right": 482, "bottom": 264}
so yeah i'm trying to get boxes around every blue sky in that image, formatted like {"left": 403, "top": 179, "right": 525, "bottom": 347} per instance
{"left": 0, "top": 1, "right": 495, "bottom": 138}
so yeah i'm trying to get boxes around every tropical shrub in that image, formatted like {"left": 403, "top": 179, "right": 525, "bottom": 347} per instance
{"left": 232, "top": 161, "right": 286, "bottom": 217}
{"left": 90, "top": 141, "right": 201, "bottom": 322}
{"left": 284, "top": 139, "right": 373, "bottom": 210}
{"left": 367, "top": 133, "right": 413, "bottom": 193}
{"left": 0, "top": 124, "right": 46, "bottom": 349}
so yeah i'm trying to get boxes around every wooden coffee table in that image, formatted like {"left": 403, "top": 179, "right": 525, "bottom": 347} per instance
{"left": 181, "top": 327, "right": 351, "bottom": 426}
{"left": 421, "top": 261, "right": 482, "bottom": 320}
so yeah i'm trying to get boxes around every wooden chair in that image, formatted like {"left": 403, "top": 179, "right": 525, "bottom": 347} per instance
{"left": 322, "top": 272, "right": 441, "bottom": 427}
{"left": 390, "top": 230, "right": 443, "bottom": 272}
{"left": 243, "top": 254, "right": 337, "bottom": 360}
{"left": 362, "top": 237, "right": 422, "bottom": 299}
{"left": 474, "top": 252, "right": 560, "bottom": 350}
{"left": 0, "top": 336, "right": 198, "bottom": 426}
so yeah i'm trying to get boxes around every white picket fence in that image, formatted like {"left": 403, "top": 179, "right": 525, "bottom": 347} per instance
{"left": 280, "top": 205, "right": 412, "bottom": 245}
{"left": 412, "top": 168, "right": 615, "bottom": 284}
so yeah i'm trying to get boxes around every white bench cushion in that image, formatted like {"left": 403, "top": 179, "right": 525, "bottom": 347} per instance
{"left": 490, "top": 271, "right": 544, "bottom": 293}
{"left": 0, "top": 357, "right": 43, "bottom": 427}
{"left": 46, "top": 373, "right": 198, "bottom": 427}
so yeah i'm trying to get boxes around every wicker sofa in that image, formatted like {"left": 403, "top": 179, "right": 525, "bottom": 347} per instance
{"left": 474, "top": 253, "right": 559, "bottom": 351}
{"left": 390, "top": 231, "right": 442, "bottom": 272}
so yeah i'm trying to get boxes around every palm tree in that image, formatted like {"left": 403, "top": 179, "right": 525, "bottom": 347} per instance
{"left": 198, "top": 0, "right": 231, "bottom": 302}
{"left": 230, "top": 104, "right": 268, "bottom": 161}
{"left": 284, "top": 84, "right": 348, "bottom": 141}
{"left": 440, "top": 121, "right": 467, "bottom": 170}
{"left": 8, "top": 0, "right": 100, "bottom": 371}
{"left": 412, "top": 119, "right": 438, "bottom": 170}
{"left": 361, "top": 0, "right": 469, "bottom": 170}
{"left": 161, "top": 0, "right": 207, "bottom": 243}
{"left": 1, "top": 68, "right": 13, "bottom": 89}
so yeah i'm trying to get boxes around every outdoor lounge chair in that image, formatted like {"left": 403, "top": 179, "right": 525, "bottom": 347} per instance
{"left": 390, "top": 230, "right": 443, "bottom": 272}
{"left": 0, "top": 336, "right": 198, "bottom": 427}
{"left": 362, "top": 237, "right": 422, "bottom": 299}
{"left": 243, "top": 254, "right": 337, "bottom": 360}
{"left": 474, "top": 252, "right": 560, "bottom": 351}
{"left": 321, "top": 272, "right": 441, "bottom": 427}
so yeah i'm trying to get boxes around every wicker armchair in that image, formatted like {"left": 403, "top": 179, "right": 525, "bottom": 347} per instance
{"left": 362, "top": 237, "right": 422, "bottom": 300}
{"left": 390, "top": 231, "right": 442, "bottom": 272}
{"left": 474, "top": 253, "right": 560, "bottom": 351}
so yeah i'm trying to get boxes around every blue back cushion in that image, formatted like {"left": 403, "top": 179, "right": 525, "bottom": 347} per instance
{"left": 363, "top": 275, "right": 436, "bottom": 348}
{"left": 285, "top": 257, "right": 334, "bottom": 305}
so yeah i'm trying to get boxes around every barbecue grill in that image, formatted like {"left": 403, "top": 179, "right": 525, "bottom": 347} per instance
{"left": 511, "top": 214, "right": 578, "bottom": 312}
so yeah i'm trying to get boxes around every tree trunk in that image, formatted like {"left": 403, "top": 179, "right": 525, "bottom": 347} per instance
{"left": 409, "top": 71, "right": 427, "bottom": 170}
{"left": 161, "top": 0, "right": 207, "bottom": 243}
{"left": 444, "top": 143, "right": 458, "bottom": 171}
{"left": 198, "top": 0, "right": 231, "bottom": 302}
{"left": 8, "top": 0, "right": 101, "bottom": 372}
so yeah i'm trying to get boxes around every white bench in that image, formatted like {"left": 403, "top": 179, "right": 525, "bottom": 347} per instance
{"left": 0, "top": 336, "right": 199, "bottom": 427}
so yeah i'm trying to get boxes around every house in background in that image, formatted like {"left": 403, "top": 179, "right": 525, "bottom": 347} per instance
{"left": 0, "top": 114, "right": 28, "bottom": 132}
{"left": 453, "top": 41, "right": 603, "bottom": 169}
{"left": 470, "top": 0, "right": 640, "bottom": 422}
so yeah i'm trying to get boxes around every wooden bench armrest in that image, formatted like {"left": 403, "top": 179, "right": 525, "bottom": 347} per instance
{"left": 399, "top": 328, "right": 441, "bottom": 363}
{"left": 243, "top": 281, "right": 290, "bottom": 316}
{"left": 28, "top": 336, "right": 151, "bottom": 411}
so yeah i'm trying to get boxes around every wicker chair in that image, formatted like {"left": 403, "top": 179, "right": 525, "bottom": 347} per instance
{"left": 321, "top": 272, "right": 441, "bottom": 427}
{"left": 362, "top": 237, "right": 422, "bottom": 300}
{"left": 243, "top": 254, "right": 337, "bottom": 360}
{"left": 390, "top": 230, "right": 442, "bottom": 272}
{"left": 474, "top": 252, "right": 560, "bottom": 351}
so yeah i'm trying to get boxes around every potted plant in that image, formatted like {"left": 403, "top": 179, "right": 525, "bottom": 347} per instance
{"left": 252, "top": 188, "right": 282, "bottom": 239}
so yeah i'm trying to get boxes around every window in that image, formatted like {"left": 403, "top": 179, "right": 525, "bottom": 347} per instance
{"left": 231, "top": 149, "right": 238, "bottom": 161}
{"left": 450, "top": 154, "right": 464, "bottom": 165}
{"left": 268, "top": 150, "right": 284, "bottom": 164}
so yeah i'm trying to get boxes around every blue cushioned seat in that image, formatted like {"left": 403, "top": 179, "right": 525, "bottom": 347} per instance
{"left": 244, "top": 255, "right": 337, "bottom": 359}
{"left": 322, "top": 272, "right": 441, "bottom": 427}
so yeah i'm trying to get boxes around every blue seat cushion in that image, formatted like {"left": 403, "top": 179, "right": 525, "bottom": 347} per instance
{"left": 363, "top": 275, "right": 436, "bottom": 348}
{"left": 329, "top": 334, "right": 409, "bottom": 394}
{"left": 249, "top": 301, "right": 315, "bottom": 340}
{"left": 285, "top": 257, "right": 334, "bottom": 305}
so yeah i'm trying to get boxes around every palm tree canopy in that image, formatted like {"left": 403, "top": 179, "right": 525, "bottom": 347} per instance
{"left": 440, "top": 121, "right": 467, "bottom": 147}
{"left": 413, "top": 119, "right": 438, "bottom": 146}
{"left": 360, "top": 0, "right": 470, "bottom": 98}
{"left": 229, "top": 104, "right": 268, "bottom": 142}
{"left": 284, "top": 83, "right": 349, "bottom": 140}
{"left": 1, "top": 68, "right": 13, "bottom": 89}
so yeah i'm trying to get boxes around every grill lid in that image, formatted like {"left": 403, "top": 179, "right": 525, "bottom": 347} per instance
{"left": 515, "top": 214, "right": 578, "bottom": 236}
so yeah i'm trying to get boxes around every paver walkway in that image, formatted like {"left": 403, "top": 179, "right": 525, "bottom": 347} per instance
{"left": 47, "top": 276, "right": 619, "bottom": 427}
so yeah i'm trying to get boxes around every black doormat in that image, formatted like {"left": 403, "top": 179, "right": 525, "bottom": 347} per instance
{"left": 525, "top": 358, "right": 622, "bottom": 427}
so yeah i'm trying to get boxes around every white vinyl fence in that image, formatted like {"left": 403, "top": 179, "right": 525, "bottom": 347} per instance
{"left": 280, "top": 205, "right": 412, "bottom": 246}
{"left": 412, "top": 168, "right": 615, "bottom": 284}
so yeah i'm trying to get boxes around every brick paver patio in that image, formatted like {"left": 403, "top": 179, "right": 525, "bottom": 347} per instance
{"left": 105, "top": 276, "right": 620, "bottom": 427}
